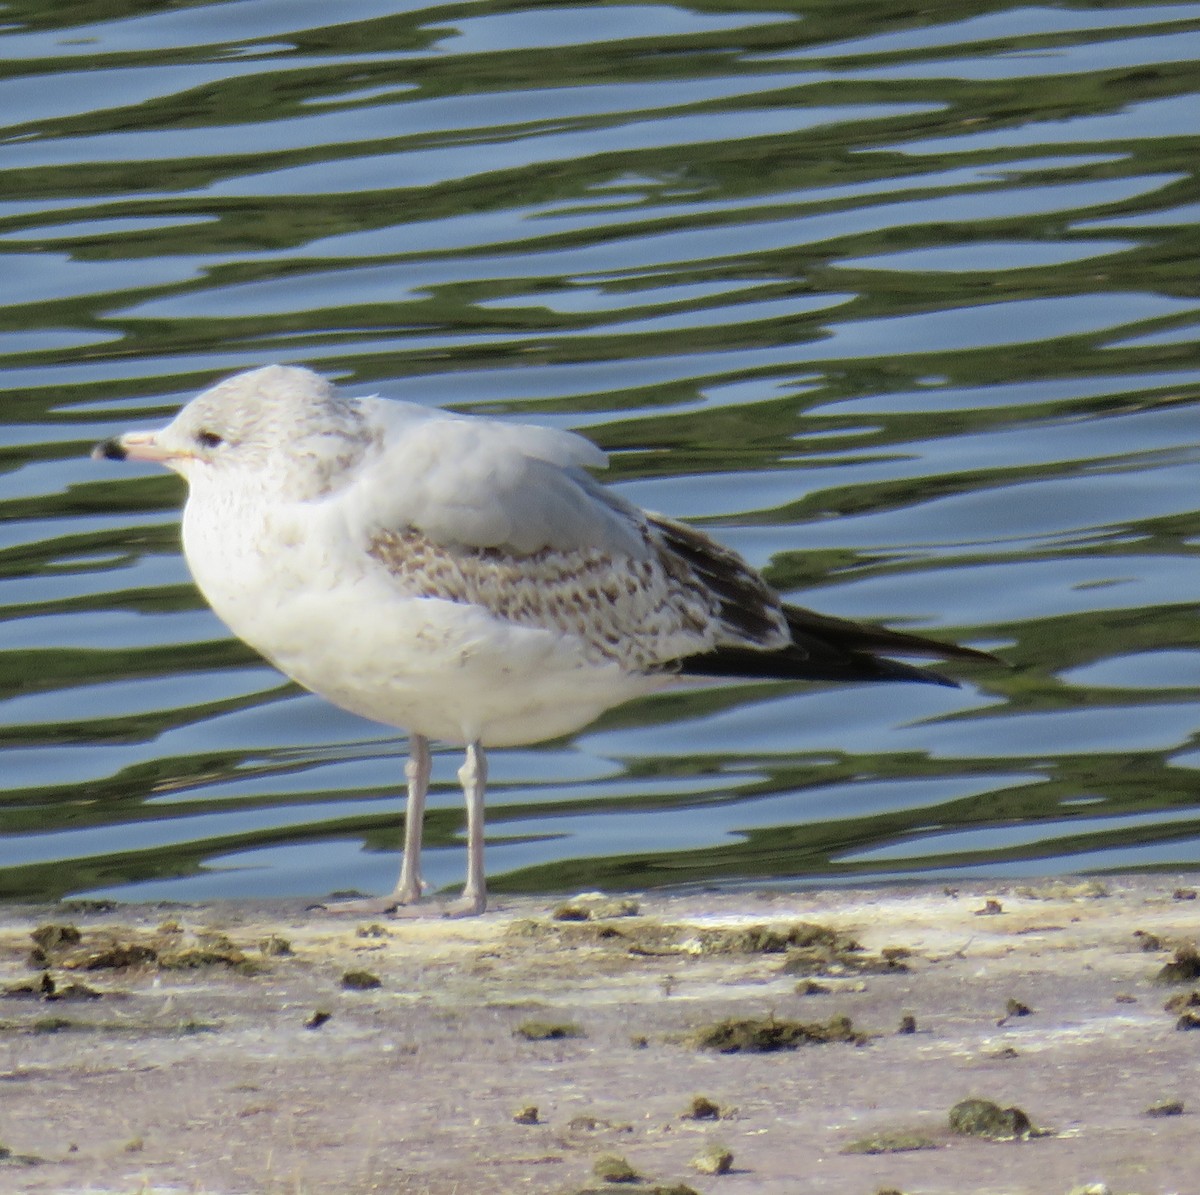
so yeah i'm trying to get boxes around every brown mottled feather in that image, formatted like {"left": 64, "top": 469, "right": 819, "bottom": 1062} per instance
{"left": 366, "top": 523, "right": 768, "bottom": 670}
{"left": 366, "top": 517, "right": 994, "bottom": 687}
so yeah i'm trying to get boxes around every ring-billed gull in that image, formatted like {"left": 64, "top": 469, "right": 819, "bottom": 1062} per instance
{"left": 94, "top": 364, "right": 994, "bottom": 915}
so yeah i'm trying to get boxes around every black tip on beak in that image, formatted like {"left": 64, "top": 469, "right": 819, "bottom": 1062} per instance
{"left": 92, "top": 438, "right": 127, "bottom": 461}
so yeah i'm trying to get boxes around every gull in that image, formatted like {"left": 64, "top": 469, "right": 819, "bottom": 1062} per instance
{"left": 94, "top": 364, "right": 994, "bottom": 915}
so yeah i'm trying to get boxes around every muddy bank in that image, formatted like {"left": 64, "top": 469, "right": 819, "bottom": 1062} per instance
{"left": 0, "top": 877, "right": 1197, "bottom": 1194}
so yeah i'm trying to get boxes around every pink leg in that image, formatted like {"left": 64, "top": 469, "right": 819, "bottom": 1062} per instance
{"left": 444, "top": 741, "right": 487, "bottom": 917}
{"left": 391, "top": 733, "right": 430, "bottom": 904}
{"left": 313, "top": 733, "right": 433, "bottom": 916}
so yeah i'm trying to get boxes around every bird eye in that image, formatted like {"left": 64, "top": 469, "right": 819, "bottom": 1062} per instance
{"left": 196, "top": 430, "right": 224, "bottom": 449}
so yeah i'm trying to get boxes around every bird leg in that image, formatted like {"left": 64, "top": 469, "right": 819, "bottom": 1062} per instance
{"left": 311, "top": 733, "right": 432, "bottom": 916}
{"left": 390, "top": 733, "right": 430, "bottom": 904}
{"left": 313, "top": 736, "right": 488, "bottom": 918}
{"left": 444, "top": 741, "right": 488, "bottom": 916}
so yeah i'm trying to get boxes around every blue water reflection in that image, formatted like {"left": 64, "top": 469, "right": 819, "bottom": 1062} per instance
{"left": 2, "top": 0, "right": 1200, "bottom": 903}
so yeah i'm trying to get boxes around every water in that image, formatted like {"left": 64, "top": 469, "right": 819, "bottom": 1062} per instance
{"left": 2, "top": 0, "right": 1200, "bottom": 905}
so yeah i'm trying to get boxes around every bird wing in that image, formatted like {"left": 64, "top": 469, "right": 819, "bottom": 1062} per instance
{"left": 340, "top": 399, "right": 648, "bottom": 559}
{"left": 336, "top": 400, "right": 778, "bottom": 668}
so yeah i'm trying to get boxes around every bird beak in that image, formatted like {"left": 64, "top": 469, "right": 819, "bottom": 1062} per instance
{"left": 92, "top": 430, "right": 176, "bottom": 464}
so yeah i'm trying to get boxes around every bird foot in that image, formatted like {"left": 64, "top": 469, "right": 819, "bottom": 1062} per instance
{"left": 440, "top": 891, "right": 487, "bottom": 918}
{"left": 309, "top": 881, "right": 486, "bottom": 919}
{"left": 441, "top": 897, "right": 487, "bottom": 916}
{"left": 309, "top": 888, "right": 427, "bottom": 918}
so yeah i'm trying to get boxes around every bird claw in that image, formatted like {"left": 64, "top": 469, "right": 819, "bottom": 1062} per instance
{"left": 309, "top": 891, "right": 423, "bottom": 917}
{"left": 441, "top": 891, "right": 487, "bottom": 918}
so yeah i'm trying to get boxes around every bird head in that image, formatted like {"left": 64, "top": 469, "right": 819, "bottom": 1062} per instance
{"left": 93, "top": 364, "right": 370, "bottom": 499}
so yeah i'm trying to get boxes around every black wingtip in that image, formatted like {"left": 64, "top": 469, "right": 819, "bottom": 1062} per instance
{"left": 92, "top": 438, "right": 127, "bottom": 461}
{"left": 677, "top": 645, "right": 963, "bottom": 688}
{"left": 675, "top": 603, "right": 1002, "bottom": 689}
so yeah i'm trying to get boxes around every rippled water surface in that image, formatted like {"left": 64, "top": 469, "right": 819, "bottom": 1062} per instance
{"left": 3, "top": 0, "right": 1200, "bottom": 903}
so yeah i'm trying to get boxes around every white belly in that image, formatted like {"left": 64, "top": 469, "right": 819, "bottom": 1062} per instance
{"left": 181, "top": 493, "right": 659, "bottom": 746}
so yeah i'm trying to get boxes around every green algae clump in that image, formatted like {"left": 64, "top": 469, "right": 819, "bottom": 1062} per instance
{"left": 692, "top": 1142, "right": 733, "bottom": 1174}
{"left": 948, "top": 1098, "right": 1034, "bottom": 1140}
{"left": 514, "top": 1019, "right": 584, "bottom": 1041}
{"left": 553, "top": 894, "right": 640, "bottom": 921}
{"left": 691, "top": 1012, "right": 861, "bottom": 1052}
{"left": 29, "top": 924, "right": 81, "bottom": 954}
{"left": 340, "top": 969, "right": 382, "bottom": 990}
{"left": 681, "top": 1095, "right": 722, "bottom": 1120}
{"left": 843, "top": 1130, "right": 938, "bottom": 1155}
{"left": 593, "top": 1154, "right": 639, "bottom": 1183}
{"left": 696, "top": 920, "right": 854, "bottom": 955}
{"left": 28, "top": 924, "right": 260, "bottom": 975}
{"left": 259, "top": 935, "right": 292, "bottom": 956}
{"left": 1154, "top": 946, "right": 1200, "bottom": 985}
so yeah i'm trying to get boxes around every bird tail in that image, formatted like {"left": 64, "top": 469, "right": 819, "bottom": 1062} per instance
{"left": 677, "top": 603, "right": 998, "bottom": 689}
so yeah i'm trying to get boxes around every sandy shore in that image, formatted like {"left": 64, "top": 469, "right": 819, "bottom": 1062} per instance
{"left": 0, "top": 876, "right": 1198, "bottom": 1195}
